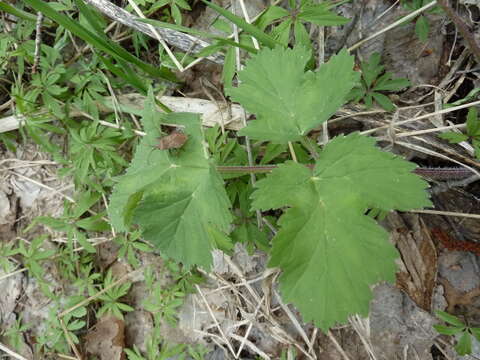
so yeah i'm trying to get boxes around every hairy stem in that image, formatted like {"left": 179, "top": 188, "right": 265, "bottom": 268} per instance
{"left": 216, "top": 165, "right": 476, "bottom": 180}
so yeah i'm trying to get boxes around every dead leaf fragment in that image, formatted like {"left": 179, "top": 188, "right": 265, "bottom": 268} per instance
{"left": 388, "top": 213, "right": 437, "bottom": 311}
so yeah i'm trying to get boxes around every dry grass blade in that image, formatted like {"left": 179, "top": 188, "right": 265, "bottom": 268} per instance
{"left": 327, "top": 330, "right": 352, "bottom": 360}
{"left": 0, "top": 342, "right": 29, "bottom": 360}
{"left": 348, "top": 1, "right": 437, "bottom": 52}
{"left": 349, "top": 315, "right": 378, "bottom": 360}
{"left": 394, "top": 123, "right": 466, "bottom": 138}
{"left": 410, "top": 209, "right": 480, "bottom": 219}
{"left": 60, "top": 319, "right": 83, "bottom": 360}
{"left": 125, "top": 0, "right": 185, "bottom": 71}
{"left": 361, "top": 100, "right": 480, "bottom": 136}
{"left": 235, "top": 300, "right": 263, "bottom": 358}
{"left": 0, "top": 267, "right": 27, "bottom": 283}
{"left": 273, "top": 290, "right": 316, "bottom": 359}
{"left": 230, "top": 333, "right": 271, "bottom": 360}
{"left": 10, "top": 171, "right": 76, "bottom": 203}
{"left": 195, "top": 284, "right": 237, "bottom": 357}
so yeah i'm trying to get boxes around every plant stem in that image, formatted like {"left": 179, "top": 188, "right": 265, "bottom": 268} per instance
{"left": 216, "top": 164, "right": 476, "bottom": 180}
{"left": 437, "top": 0, "right": 480, "bottom": 65}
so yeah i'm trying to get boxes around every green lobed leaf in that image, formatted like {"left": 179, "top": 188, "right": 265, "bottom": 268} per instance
{"left": 433, "top": 324, "right": 465, "bottom": 336}
{"left": 466, "top": 107, "right": 479, "bottom": 137}
{"left": 373, "top": 76, "right": 410, "bottom": 92}
{"left": 294, "top": 21, "right": 311, "bottom": 49}
{"left": 435, "top": 310, "right": 465, "bottom": 327}
{"left": 255, "top": 5, "right": 289, "bottom": 30}
{"left": 227, "top": 46, "right": 359, "bottom": 143}
{"left": 222, "top": 46, "right": 236, "bottom": 89}
{"left": 455, "top": 331, "right": 472, "bottom": 355}
{"left": 415, "top": 15, "right": 429, "bottom": 42}
{"left": 251, "top": 133, "right": 431, "bottom": 330}
{"left": 470, "top": 327, "right": 480, "bottom": 342}
{"left": 298, "top": 2, "right": 350, "bottom": 26}
{"left": 372, "top": 92, "right": 395, "bottom": 111}
{"left": 445, "top": 87, "right": 480, "bottom": 108}
{"left": 272, "top": 19, "right": 292, "bottom": 46}
{"left": 109, "top": 90, "right": 232, "bottom": 269}
{"left": 361, "top": 53, "right": 383, "bottom": 88}
{"left": 438, "top": 132, "right": 469, "bottom": 144}
{"left": 474, "top": 139, "right": 480, "bottom": 160}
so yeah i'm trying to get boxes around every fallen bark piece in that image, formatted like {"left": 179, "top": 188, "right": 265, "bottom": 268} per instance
{"left": 0, "top": 95, "right": 246, "bottom": 134}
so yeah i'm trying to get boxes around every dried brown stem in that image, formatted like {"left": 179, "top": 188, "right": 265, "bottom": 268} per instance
{"left": 437, "top": 0, "right": 480, "bottom": 65}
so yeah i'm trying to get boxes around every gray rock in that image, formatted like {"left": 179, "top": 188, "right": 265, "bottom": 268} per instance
{"left": 370, "top": 283, "right": 438, "bottom": 360}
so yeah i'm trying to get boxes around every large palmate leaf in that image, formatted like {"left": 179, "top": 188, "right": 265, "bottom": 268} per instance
{"left": 251, "top": 133, "right": 431, "bottom": 330}
{"left": 109, "top": 90, "right": 232, "bottom": 269}
{"left": 226, "top": 46, "right": 359, "bottom": 143}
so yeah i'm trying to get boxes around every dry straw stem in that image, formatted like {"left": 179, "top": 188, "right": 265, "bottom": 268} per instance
{"left": 230, "top": 333, "right": 271, "bottom": 360}
{"left": 0, "top": 95, "right": 245, "bottom": 134}
{"left": 349, "top": 315, "right": 379, "bottom": 360}
{"left": 0, "top": 342, "right": 29, "bottom": 360}
{"left": 436, "top": 0, "right": 480, "bottom": 65}
{"left": 434, "top": 339, "right": 456, "bottom": 360}
{"left": 394, "top": 123, "right": 466, "bottom": 138}
{"left": 361, "top": 100, "right": 480, "bottom": 136}
{"left": 198, "top": 257, "right": 315, "bottom": 359}
{"left": 7, "top": 169, "right": 109, "bottom": 222}
{"left": 125, "top": 0, "right": 203, "bottom": 72}
{"left": 60, "top": 319, "right": 83, "bottom": 360}
{"left": 57, "top": 354, "right": 78, "bottom": 360}
{"left": 330, "top": 102, "right": 436, "bottom": 125}
{"left": 10, "top": 170, "right": 76, "bottom": 204}
{"left": 327, "top": 330, "right": 352, "bottom": 360}
{"left": 0, "top": 267, "right": 27, "bottom": 282}
{"left": 195, "top": 284, "right": 237, "bottom": 357}
{"left": 410, "top": 209, "right": 480, "bottom": 219}
{"left": 32, "top": 12, "right": 43, "bottom": 74}
{"left": 409, "top": 134, "right": 480, "bottom": 170}
{"left": 0, "top": 159, "right": 57, "bottom": 172}
{"left": 348, "top": 1, "right": 437, "bottom": 52}
{"left": 273, "top": 289, "right": 315, "bottom": 356}
{"left": 235, "top": 301, "right": 263, "bottom": 358}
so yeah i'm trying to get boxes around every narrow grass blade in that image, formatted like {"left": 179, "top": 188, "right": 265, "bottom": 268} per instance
{"left": 0, "top": 0, "right": 37, "bottom": 21}
{"left": 201, "top": 0, "right": 280, "bottom": 49}
{"left": 139, "top": 18, "right": 258, "bottom": 54}
{"left": 23, "top": 0, "right": 178, "bottom": 82}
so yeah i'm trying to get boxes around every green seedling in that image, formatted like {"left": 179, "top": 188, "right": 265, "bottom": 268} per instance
{"left": 401, "top": 0, "right": 442, "bottom": 42}
{"left": 434, "top": 310, "right": 480, "bottom": 356}
{"left": 349, "top": 52, "right": 410, "bottom": 111}
{"left": 96, "top": 269, "right": 134, "bottom": 319}
{"left": 439, "top": 107, "right": 480, "bottom": 160}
